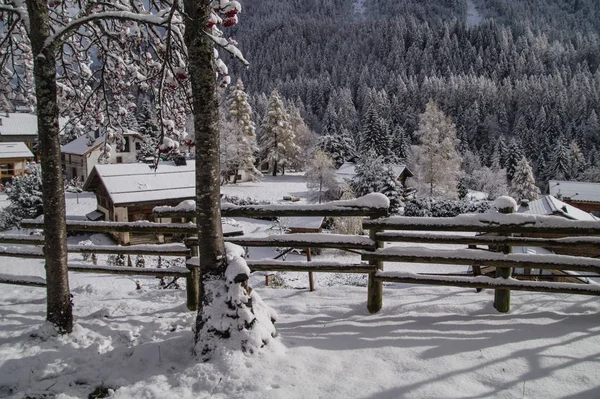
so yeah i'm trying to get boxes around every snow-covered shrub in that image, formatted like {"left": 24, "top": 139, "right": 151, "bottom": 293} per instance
{"left": 195, "top": 243, "right": 278, "bottom": 360}
{"left": 404, "top": 198, "right": 492, "bottom": 217}
{"left": 0, "top": 164, "right": 43, "bottom": 230}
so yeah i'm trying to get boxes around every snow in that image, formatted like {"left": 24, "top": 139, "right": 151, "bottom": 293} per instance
{"left": 466, "top": 0, "right": 484, "bottom": 27}
{"left": 1, "top": 172, "right": 600, "bottom": 397}
{"left": 0, "top": 112, "right": 68, "bottom": 137}
{"left": 518, "top": 195, "right": 598, "bottom": 221}
{"left": 549, "top": 180, "right": 600, "bottom": 204}
{"left": 494, "top": 196, "right": 517, "bottom": 211}
{"left": 0, "top": 142, "right": 34, "bottom": 159}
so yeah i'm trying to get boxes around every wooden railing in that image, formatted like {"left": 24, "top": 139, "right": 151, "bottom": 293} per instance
{"left": 2, "top": 195, "right": 600, "bottom": 315}
{"left": 362, "top": 212, "right": 600, "bottom": 312}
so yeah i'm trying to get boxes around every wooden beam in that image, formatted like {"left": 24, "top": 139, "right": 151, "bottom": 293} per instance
{"left": 374, "top": 232, "right": 600, "bottom": 249}
{"left": 363, "top": 216, "right": 600, "bottom": 235}
{"left": 67, "top": 263, "right": 191, "bottom": 277}
{"left": 0, "top": 247, "right": 44, "bottom": 258}
{"left": 186, "top": 234, "right": 377, "bottom": 250}
{"left": 67, "top": 244, "right": 190, "bottom": 257}
{"left": 245, "top": 260, "right": 376, "bottom": 274}
{"left": 154, "top": 204, "right": 388, "bottom": 219}
{"left": 374, "top": 272, "right": 600, "bottom": 296}
{"left": 0, "top": 234, "right": 45, "bottom": 245}
{"left": 0, "top": 274, "right": 46, "bottom": 287}
{"left": 361, "top": 249, "right": 600, "bottom": 273}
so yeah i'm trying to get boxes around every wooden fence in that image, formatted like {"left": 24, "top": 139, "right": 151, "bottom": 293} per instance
{"left": 1, "top": 196, "right": 600, "bottom": 315}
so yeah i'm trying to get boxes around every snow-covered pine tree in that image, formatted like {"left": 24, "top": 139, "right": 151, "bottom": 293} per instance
{"left": 358, "top": 105, "right": 392, "bottom": 161}
{"left": 548, "top": 137, "right": 571, "bottom": 180}
{"left": 352, "top": 150, "right": 402, "bottom": 212}
{"left": 225, "top": 79, "right": 261, "bottom": 182}
{"left": 318, "top": 130, "right": 356, "bottom": 168}
{"left": 305, "top": 150, "right": 338, "bottom": 203}
{"left": 392, "top": 125, "right": 411, "bottom": 163}
{"left": 505, "top": 138, "right": 525, "bottom": 182}
{"left": 510, "top": 157, "right": 540, "bottom": 203}
{"left": 259, "top": 90, "right": 298, "bottom": 176}
{"left": 136, "top": 101, "right": 161, "bottom": 162}
{"left": 491, "top": 135, "right": 508, "bottom": 169}
{"left": 413, "top": 101, "right": 462, "bottom": 198}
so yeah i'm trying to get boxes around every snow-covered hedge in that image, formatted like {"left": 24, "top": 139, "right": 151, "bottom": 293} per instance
{"left": 404, "top": 198, "right": 492, "bottom": 218}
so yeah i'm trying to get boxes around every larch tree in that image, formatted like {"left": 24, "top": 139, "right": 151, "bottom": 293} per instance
{"left": 510, "top": 157, "right": 540, "bottom": 203}
{"left": 259, "top": 90, "right": 298, "bottom": 176}
{"left": 413, "top": 101, "right": 462, "bottom": 198}
{"left": 305, "top": 150, "right": 338, "bottom": 203}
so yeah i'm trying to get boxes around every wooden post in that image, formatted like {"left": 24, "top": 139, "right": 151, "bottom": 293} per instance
{"left": 367, "top": 216, "right": 384, "bottom": 313}
{"left": 307, "top": 248, "right": 315, "bottom": 292}
{"left": 185, "top": 217, "right": 200, "bottom": 311}
{"left": 494, "top": 204, "right": 514, "bottom": 313}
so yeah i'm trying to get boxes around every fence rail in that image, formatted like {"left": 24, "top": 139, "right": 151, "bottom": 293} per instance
{"left": 3, "top": 195, "right": 600, "bottom": 315}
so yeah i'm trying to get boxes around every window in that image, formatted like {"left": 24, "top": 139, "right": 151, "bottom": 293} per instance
{"left": 135, "top": 142, "right": 141, "bottom": 151}
{"left": 72, "top": 168, "right": 77, "bottom": 179}
{"left": 1, "top": 163, "right": 15, "bottom": 176}
{"left": 116, "top": 157, "right": 123, "bottom": 164}
{"left": 123, "top": 137, "right": 130, "bottom": 152}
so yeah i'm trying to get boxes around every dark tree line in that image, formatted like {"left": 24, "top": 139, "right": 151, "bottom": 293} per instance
{"left": 223, "top": 0, "right": 600, "bottom": 188}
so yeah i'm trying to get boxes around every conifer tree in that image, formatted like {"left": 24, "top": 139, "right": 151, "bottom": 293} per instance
{"left": 505, "top": 138, "right": 525, "bottom": 182}
{"left": 413, "top": 101, "right": 462, "bottom": 198}
{"left": 136, "top": 101, "right": 161, "bottom": 161}
{"left": 359, "top": 105, "right": 392, "bottom": 161}
{"left": 352, "top": 150, "right": 402, "bottom": 212}
{"left": 392, "top": 125, "right": 411, "bottom": 163}
{"left": 510, "top": 157, "right": 540, "bottom": 203}
{"left": 568, "top": 140, "right": 586, "bottom": 180}
{"left": 225, "top": 79, "right": 261, "bottom": 182}
{"left": 548, "top": 137, "right": 571, "bottom": 180}
{"left": 259, "top": 90, "right": 298, "bottom": 176}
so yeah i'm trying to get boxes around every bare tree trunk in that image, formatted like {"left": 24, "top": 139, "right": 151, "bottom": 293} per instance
{"left": 183, "top": 1, "right": 227, "bottom": 343}
{"left": 272, "top": 160, "right": 278, "bottom": 176}
{"left": 26, "top": 0, "right": 72, "bottom": 334}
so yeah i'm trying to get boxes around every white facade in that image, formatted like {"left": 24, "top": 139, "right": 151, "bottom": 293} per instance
{"left": 62, "top": 132, "right": 144, "bottom": 181}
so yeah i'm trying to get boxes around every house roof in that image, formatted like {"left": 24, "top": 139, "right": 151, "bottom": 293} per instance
{"left": 61, "top": 130, "right": 143, "bottom": 156}
{"left": 0, "top": 142, "right": 34, "bottom": 159}
{"left": 517, "top": 195, "right": 597, "bottom": 221}
{"left": 84, "top": 161, "right": 196, "bottom": 206}
{"left": 285, "top": 216, "right": 324, "bottom": 230}
{"left": 334, "top": 161, "right": 414, "bottom": 184}
{"left": 0, "top": 112, "right": 69, "bottom": 137}
{"left": 548, "top": 180, "right": 600, "bottom": 203}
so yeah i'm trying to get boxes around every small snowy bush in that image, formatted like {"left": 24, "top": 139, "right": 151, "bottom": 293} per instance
{"left": 194, "top": 243, "right": 278, "bottom": 360}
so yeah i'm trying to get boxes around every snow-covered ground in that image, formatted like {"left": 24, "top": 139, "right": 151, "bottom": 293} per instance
{"left": 1, "top": 177, "right": 599, "bottom": 398}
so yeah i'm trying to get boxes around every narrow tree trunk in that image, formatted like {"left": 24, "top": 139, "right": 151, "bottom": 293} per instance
{"left": 272, "top": 160, "right": 278, "bottom": 176}
{"left": 183, "top": 1, "right": 227, "bottom": 343}
{"left": 26, "top": 0, "right": 72, "bottom": 333}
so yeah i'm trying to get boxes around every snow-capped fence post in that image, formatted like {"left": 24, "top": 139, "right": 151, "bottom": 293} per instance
{"left": 367, "top": 216, "right": 384, "bottom": 313}
{"left": 493, "top": 197, "right": 517, "bottom": 313}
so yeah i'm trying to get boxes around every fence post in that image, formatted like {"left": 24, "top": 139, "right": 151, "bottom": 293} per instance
{"left": 185, "top": 217, "right": 200, "bottom": 311}
{"left": 367, "top": 216, "right": 384, "bottom": 313}
{"left": 494, "top": 204, "right": 514, "bottom": 313}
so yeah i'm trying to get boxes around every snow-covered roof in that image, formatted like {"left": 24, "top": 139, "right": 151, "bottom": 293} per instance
{"left": 335, "top": 162, "right": 413, "bottom": 184}
{"left": 518, "top": 195, "right": 597, "bottom": 221}
{"left": 61, "top": 130, "right": 142, "bottom": 155}
{"left": 0, "top": 142, "right": 34, "bottom": 159}
{"left": 84, "top": 161, "right": 196, "bottom": 206}
{"left": 0, "top": 112, "right": 68, "bottom": 137}
{"left": 549, "top": 180, "right": 600, "bottom": 203}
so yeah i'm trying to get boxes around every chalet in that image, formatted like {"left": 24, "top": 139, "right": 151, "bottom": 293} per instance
{"left": 83, "top": 161, "right": 243, "bottom": 244}
{"left": 0, "top": 142, "right": 35, "bottom": 184}
{"left": 62, "top": 130, "right": 144, "bottom": 181}
{"left": 0, "top": 112, "right": 68, "bottom": 151}
{"left": 548, "top": 180, "right": 600, "bottom": 217}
